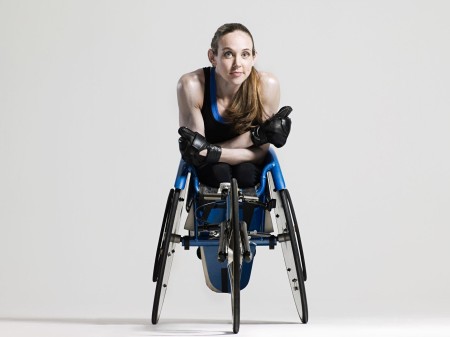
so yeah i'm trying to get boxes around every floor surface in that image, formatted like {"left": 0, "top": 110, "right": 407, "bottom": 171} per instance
{"left": 1, "top": 317, "right": 450, "bottom": 337}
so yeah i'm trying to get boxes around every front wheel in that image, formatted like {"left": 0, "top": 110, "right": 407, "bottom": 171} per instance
{"left": 229, "top": 178, "right": 241, "bottom": 334}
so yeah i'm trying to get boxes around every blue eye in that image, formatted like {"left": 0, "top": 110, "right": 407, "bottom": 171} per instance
{"left": 224, "top": 51, "right": 233, "bottom": 58}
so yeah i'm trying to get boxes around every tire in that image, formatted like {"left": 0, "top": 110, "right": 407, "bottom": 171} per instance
{"left": 279, "top": 189, "right": 308, "bottom": 323}
{"left": 286, "top": 189, "right": 307, "bottom": 282}
{"left": 152, "top": 189, "right": 181, "bottom": 325}
{"left": 229, "top": 178, "right": 241, "bottom": 334}
{"left": 152, "top": 189, "right": 174, "bottom": 282}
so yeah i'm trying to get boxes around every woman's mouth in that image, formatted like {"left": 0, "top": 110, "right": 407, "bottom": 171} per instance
{"left": 230, "top": 71, "right": 243, "bottom": 77}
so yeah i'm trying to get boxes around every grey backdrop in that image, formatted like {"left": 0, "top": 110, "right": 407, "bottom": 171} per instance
{"left": 1, "top": 0, "right": 449, "bottom": 322}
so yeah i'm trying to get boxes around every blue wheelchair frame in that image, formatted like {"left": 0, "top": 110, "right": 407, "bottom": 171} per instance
{"left": 176, "top": 148, "right": 285, "bottom": 246}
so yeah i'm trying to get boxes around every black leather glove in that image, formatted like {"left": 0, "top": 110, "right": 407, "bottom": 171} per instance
{"left": 178, "top": 127, "right": 222, "bottom": 166}
{"left": 251, "top": 106, "right": 292, "bottom": 148}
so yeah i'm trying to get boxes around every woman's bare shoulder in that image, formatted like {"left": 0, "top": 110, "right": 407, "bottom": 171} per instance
{"left": 177, "top": 68, "right": 205, "bottom": 92}
{"left": 177, "top": 68, "right": 206, "bottom": 112}
{"left": 258, "top": 71, "right": 280, "bottom": 90}
{"left": 258, "top": 71, "right": 281, "bottom": 117}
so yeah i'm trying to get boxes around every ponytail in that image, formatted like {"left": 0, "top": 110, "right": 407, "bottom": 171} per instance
{"left": 227, "top": 67, "right": 266, "bottom": 134}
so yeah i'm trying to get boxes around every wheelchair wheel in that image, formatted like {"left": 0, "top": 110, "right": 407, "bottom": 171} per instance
{"left": 229, "top": 178, "right": 241, "bottom": 334}
{"left": 279, "top": 189, "right": 308, "bottom": 323}
{"left": 286, "top": 189, "right": 307, "bottom": 282}
{"left": 152, "top": 189, "right": 174, "bottom": 282}
{"left": 152, "top": 188, "right": 182, "bottom": 324}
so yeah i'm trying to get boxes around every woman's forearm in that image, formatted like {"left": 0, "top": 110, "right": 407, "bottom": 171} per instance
{"left": 217, "top": 131, "right": 253, "bottom": 149}
{"left": 219, "top": 144, "right": 269, "bottom": 166}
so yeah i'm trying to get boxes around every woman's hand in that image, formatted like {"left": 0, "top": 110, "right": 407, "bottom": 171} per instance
{"left": 178, "top": 127, "right": 222, "bottom": 167}
{"left": 251, "top": 106, "right": 292, "bottom": 148}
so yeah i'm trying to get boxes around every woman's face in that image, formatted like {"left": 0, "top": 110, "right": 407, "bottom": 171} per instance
{"left": 209, "top": 30, "right": 256, "bottom": 87}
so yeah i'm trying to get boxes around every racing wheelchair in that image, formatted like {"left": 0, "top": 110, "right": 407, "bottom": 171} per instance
{"left": 151, "top": 147, "right": 308, "bottom": 333}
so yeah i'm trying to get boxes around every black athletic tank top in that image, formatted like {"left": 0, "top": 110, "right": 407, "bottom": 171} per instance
{"left": 201, "top": 67, "right": 239, "bottom": 144}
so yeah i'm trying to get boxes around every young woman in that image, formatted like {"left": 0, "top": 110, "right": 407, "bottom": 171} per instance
{"left": 177, "top": 23, "right": 291, "bottom": 188}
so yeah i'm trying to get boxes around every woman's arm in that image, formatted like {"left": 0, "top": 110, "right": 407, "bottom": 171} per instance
{"left": 177, "top": 69, "right": 205, "bottom": 134}
{"left": 217, "top": 131, "right": 253, "bottom": 149}
{"left": 219, "top": 144, "right": 270, "bottom": 165}
{"left": 259, "top": 71, "right": 281, "bottom": 121}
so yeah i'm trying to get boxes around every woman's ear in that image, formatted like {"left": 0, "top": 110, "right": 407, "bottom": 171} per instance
{"left": 252, "top": 51, "right": 258, "bottom": 65}
{"left": 208, "top": 49, "right": 216, "bottom": 67}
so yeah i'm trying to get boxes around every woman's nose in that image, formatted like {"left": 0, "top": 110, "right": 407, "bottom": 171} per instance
{"left": 233, "top": 56, "right": 242, "bottom": 68}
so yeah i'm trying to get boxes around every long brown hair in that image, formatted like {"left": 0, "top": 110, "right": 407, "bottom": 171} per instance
{"left": 210, "top": 23, "right": 266, "bottom": 134}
